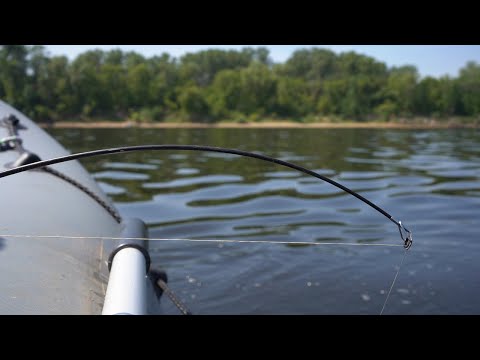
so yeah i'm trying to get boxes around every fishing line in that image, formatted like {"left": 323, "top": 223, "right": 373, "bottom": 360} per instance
{"left": 380, "top": 249, "right": 408, "bottom": 315}
{"left": 0, "top": 234, "right": 404, "bottom": 247}
{"left": 0, "top": 144, "right": 413, "bottom": 248}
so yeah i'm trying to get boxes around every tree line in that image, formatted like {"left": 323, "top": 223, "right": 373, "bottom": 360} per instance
{"left": 0, "top": 45, "right": 479, "bottom": 123}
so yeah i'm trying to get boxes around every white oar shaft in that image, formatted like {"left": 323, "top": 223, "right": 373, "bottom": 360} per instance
{"left": 102, "top": 247, "right": 147, "bottom": 315}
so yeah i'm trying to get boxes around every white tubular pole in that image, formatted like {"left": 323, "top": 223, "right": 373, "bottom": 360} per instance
{"left": 102, "top": 247, "right": 147, "bottom": 315}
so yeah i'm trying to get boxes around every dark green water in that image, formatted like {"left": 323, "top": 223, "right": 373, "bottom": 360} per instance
{"left": 51, "top": 128, "right": 480, "bottom": 314}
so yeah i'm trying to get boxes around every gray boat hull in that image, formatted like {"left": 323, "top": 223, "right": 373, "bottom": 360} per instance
{"left": 0, "top": 100, "right": 158, "bottom": 314}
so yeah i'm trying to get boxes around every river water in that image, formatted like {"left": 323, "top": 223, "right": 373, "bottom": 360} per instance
{"left": 51, "top": 127, "right": 480, "bottom": 314}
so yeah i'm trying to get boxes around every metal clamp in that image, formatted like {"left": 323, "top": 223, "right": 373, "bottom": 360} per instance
{"left": 0, "top": 136, "right": 22, "bottom": 151}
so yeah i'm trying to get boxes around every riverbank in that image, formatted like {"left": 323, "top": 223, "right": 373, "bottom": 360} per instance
{"left": 40, "top": 120, "right": 479, "bottom": 129}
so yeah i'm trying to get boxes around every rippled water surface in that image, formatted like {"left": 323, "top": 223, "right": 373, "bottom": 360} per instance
{"left": 51, "top": 128, "right": 480, "bottom": 314}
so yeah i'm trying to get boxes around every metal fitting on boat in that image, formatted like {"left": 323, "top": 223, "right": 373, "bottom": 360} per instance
{"left": 107, "top": 217, "right": 151, "bottom": 273}
{"left": 103, "top": 218, "right": 151, "bottom": 315}
{"left": 0, "top": 136, "right": 22, "bottom": 152}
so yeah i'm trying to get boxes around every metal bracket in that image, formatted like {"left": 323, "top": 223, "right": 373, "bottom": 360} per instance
{"left": 0, "top": 136, "right": 22, "bottom": 152}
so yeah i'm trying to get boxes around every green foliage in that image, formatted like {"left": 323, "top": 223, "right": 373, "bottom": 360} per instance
{"left": 207, "top": 69, "right": 242, "bottom": 119}
{"left": 0, "top": 45, "right": 29, "bottom": 109}
{"left": 374, "top": 100, "right": 397, "bottom": 121}
{"left": 457, "top": 62, "right": 480, "bottom": 116}
{"left": 129, "top": 106, "right": 165, "bottom": 122}
{"left": 275, "top": 77, "right": 313, "bottom": 117}
{"left": 178, "top": 48, "right": 258, "bottom": 87}
{"left": 0, "top": 46, "right": 478, "bottom": 123}
{"left": 281, "top": 48, "right": 336, "bottom": 82}
{"left": 178, "top": 85, "right": 210, "bottom": 122}
{"left": 236, "top": 63, "right": 277, "bottom": 115}
{"left": 383, "top": 66, "right": 418, "bottom": 116}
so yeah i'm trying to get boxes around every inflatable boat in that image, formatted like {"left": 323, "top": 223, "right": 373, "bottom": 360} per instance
{"left": 0, "top": 100, "right": 163, "bottom": 315}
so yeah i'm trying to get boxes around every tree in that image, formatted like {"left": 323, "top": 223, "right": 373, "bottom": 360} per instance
{"left": 69, "top": 50, "right": 108, "bottom": 117}
{"left": 178, "top": 85, "right": 210, "bottom": 122}
{"left": 148, "top": 54, "right": 178, "bottom": 113}
{"left": 126, "top": 62, "right": 152, "bottom": 110}
{"left": 457, "top": 61, "right": 480, "bottom": 116}
{"left": 207, "top": 69, "right": 242, "bottom": 118}
{"left": 100, "top": 63, "right": 128, "bottom": 117}
{"left": 380, "top": 65, "right": 419, "bottom": 117}
{"left": 413, "top": 77, "right": 443, "bottom": 116}
{"left": 31, "top": 55, "right": 74, "bottom": 120}
{"left": 178, "top": 49, "right": 254, "bottom": 87}
{"left": 209, "top": 63, "right": 277, "bottom": 118}
{"left": 282, "top": 48, "right": 336, "bottom": 81}
{"left": 236, "top": 63, "right": 277, "bottom": 116}
{"left": 317, "top": 79, "right": 347, "bottom": 115}
{"left": 0, "top": 45, "right": 29, "bottom": 109}
{"left": 275, "top": 77, "right": 313, "bottom": 117}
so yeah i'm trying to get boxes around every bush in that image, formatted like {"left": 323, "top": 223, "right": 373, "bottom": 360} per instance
{"left": 129, "top": 106, "right": 165, "bottom": 122}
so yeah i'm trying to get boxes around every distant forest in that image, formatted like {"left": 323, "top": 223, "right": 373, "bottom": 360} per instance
{"left": 1, "top": 45, "right": 479, "bottom": 123}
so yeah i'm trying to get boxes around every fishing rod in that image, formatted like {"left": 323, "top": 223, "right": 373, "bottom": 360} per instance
{"left": 0, "top": 144, "right": 412, "bottom": 249}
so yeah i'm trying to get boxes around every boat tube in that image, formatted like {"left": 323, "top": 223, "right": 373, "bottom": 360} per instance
{"left": 0, "top": 100, "right": 161, "bottom": 314}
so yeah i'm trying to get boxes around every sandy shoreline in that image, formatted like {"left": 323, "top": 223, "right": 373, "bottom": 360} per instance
{"left": 39, "top": 121, "right": 479, "bottom": 129}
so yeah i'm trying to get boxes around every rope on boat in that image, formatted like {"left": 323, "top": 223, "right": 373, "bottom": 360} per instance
{"left": 156, "top": 279, "right": 192, "bottom": 315}
{"left": 43, "top": 167, "right": 122, "bottom": 223}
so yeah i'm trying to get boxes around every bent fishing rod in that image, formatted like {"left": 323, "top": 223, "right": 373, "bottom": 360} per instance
{"left": 0, "top": 144, "right": 413, "bottom": 249}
